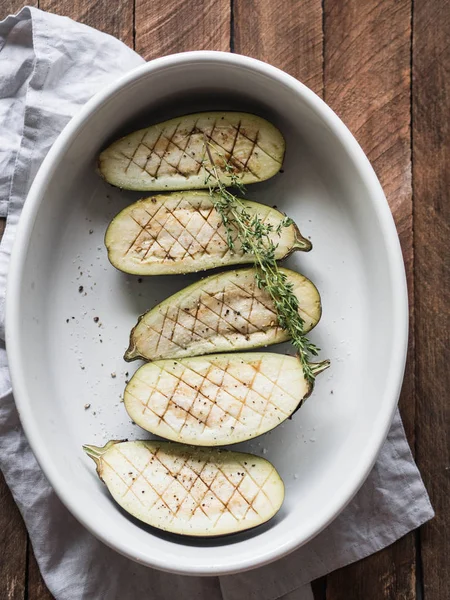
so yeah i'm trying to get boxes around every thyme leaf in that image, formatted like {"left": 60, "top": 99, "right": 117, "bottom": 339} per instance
{"left": 204, "top": 142, "right": 320, "bottom": 382}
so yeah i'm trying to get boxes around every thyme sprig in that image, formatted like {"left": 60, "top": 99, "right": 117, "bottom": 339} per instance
{"left": 204, "top": 143, "right": 320, "bottom": 382}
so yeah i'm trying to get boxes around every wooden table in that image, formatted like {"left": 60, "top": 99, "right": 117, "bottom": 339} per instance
{"left": 1, "top": 1, "right": 448, "bottom": 598}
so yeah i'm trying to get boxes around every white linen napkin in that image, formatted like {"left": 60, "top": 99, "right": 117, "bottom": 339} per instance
{"left": 0, "top": 7, "right": 433, "bottom": 600}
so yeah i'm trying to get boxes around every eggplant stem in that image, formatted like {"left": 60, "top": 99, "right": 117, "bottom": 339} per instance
{"left": 124, "top": 347, "right": 138, "bottom": 362}
{"left": 292, "top": 225, "right": 312, "bottom": 252}
{"left": 83, "top": 444, "right": 106, "bottom": 466}
{"left": 83, "top": 440, "right": 122, "bottom": 464}
{"left": 309, "top": 359, "right": 331, "bottom": 376}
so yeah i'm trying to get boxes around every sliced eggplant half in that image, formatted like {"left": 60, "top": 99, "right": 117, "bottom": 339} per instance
{"left": 124, "top": 353, "right": 330, "bottom": 445}
{"left": 98, "top": 112, "right": 285, "bottom": 191}
{"left": 83, "top": 440, "right": 284, "bottom": 536}
{"left": 105, "top": 191, "right": 311, "bottom": 276}
{"left": 125, "top": 267, "right": 321, "bottom": 362}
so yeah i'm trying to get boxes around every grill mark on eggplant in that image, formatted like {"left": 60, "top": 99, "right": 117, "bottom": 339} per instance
{"left": 226, "top": 120, "right": 241, "bottom": 171}
{"left": 184, "top": 294, "right": 238, "bottom": 347}
{"left": 201, "top": 289, "right": 258, "bottom": 336}
{"left": 228, "top": 123, "right": 282, "bottom": 164}
{"left": 147, "top": 202, "right": 227, "bottom": 261}
{"left": 137, "top": 363, "right": 219, "bottom": 431}
{"left": 124, "top": 130, "right": 147, "bottom": 174}
{"left": 125, "top": 268, "right": 321, "bottom": 361}
{"left": 233, "top": 358, "right": 263, "bottom": 426}
{"left": 141, "top": 320, "right": 189, "bottom": 355}
{"left": 173, "top": 121, "right": 205, "bottom": 171}
{"left": 99, "top": 113, "right": 285, "bottom": 192}
{"left": 151, "top": 368, "right": 190, "bottom": 425}
{"left": 201, "top": 118, "right": 260, "bottom": 179}
{"left": 130, "top": 356, "right": 293, "bottom": 440}
{"left": 150, "top": 449, "right": 227, "bottom": 526}
{"left": 124, "top": 195, "right": 184, "bottom": 258}
{"left": 101, "top": 457, "right": 147, "bottom": 506}
{"left": 155, "top": 123, "right": 179, "bottom": 178}
{"left": 141, "top": 195, "right": 190, "bottom": 256}
{"left": 148, "top": 128, "right": 200, "bottom": 179}
{"left": 167, "top": 303, "right": 237, "bottom": 348}
{"left": 229, "top": 279, "right": 279, "bottom": 318}
{"left": 119, "top": 151, "right": 151, "bottom": 178}
{"left": 178, "top": 357, "right": 292, "bottom": 419}
{"left": 242, "top": 131, "right": 259, "bottom": 172}
{"left": 237, "top": 463, "right": 275, "bottom": 511}
{"left": 125, "top": 214, "right": 155, "bottom": 256}
{"left": 206, "top": 127, "right": 261, "bottom": 180}
{"left": 175, "top": 203, "right": 232, "bottom": 261}
{"left": 186, "top": 298, "right": 224, "bottom": 348}
{"left": 132, "top": 200, "right": 232, "bottom": 263}
{"left": 245, "top": 284, "right": 257, "bottom": 336}
{"left": 176, "top": 204, "right": 220, "bottom": 260}
{"left": 159, "top": 387, "right": 209, "bottom": 429}
{"left": 174, "top": 120, "right": 199, "bottom": 174}
{"left": 141, "top": 204, "right": 188, "bottom": 260}
{"left": 87, "top": 441, "right": 284, "bottom": 535}
{"left": 195, "top": 366, "right": 227, "bottom": 434}
{"left": 192, "top": 291, "right": 260, "bottom": 339}
{"left": 115, "top": 448, "right": 178, "bottom": 521}
{"left": 178, "top": 362, "right": 260, "bottom": 430}
{"left": 140, "top": 129, "right": 164, "bottom": 176}
{"left": 107, "top": 193, "right": 305, "bottom": 275}
{"left": 127, "top": 389, "right": 181, "bottom": 436}
{"left": 171, "top": 305, "right": 219, "bottom": 345}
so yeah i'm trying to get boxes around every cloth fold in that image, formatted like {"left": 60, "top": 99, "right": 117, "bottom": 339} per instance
{"left": 0, "top": 7, "right": 433, "bottom": 600}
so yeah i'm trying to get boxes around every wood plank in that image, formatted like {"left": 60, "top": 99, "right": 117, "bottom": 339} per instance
{"left": 413, "top": 1, "right": 450, "bottom": 599}
{"left": 27, "top": 546, "right": 54, "bottom": 600}
{"left": 232, "top": 4, "right": 324, "bottom": 597}
{"left": 135, "top": 0, "right": 230, "bottom": 61}
{"left": 17, "top": 4, "right": 226, "bottom": 599}
{"left": 20, "top": 3, "right": 136, "bottom": 598}
{"left": 311, "top": 578, "right": 327, "bottom": 600}
{"left": 233, "top": 0, "right": 323, "bottom": 96}
{"left": 325, "top": 539, "right": 416, "bottom": 600}
{"left": 39, "top": 0, "right": 134, "bottom": 47}
{"left": 1, "top": 1, "right": 37, "bottom": 17}
{"left": 323, "top": 0, "right": 415, "bottom": 597}
{"left": 0, "top": 471, "right": 27, "bottom": 600}
{"left": 0, "top": 17, "right": 24, "bottom": 594}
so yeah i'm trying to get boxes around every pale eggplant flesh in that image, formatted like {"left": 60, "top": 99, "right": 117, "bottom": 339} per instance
{"left": 98, "top": 112, "right": 285, "bottom": 191}
{"left": 105, "top": 192, "right": 311, "bottom": 276}
{"left": 83, "top": 440, "right": 284, "bottom": 537}
{"left": 124, "top": 353, "right": 330, "bottom": 446}
{"left": 124, "top": 267, "right": 322, "bottom": 362}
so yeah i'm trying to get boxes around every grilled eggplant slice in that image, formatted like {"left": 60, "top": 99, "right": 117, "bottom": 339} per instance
{"left": 98, "top": 112, "right": 285, "bottom": 191}
{"left": 124, "top": 353, "right": 329, "bottom": 445}
{"left": 125, "top": 267, "right": 321, "bottom": 362}
{"left": 83, "top": 440, "right": 284, "bottom": 536}
{"left": 105, "top": 191, "right": 311, "bottom": 275}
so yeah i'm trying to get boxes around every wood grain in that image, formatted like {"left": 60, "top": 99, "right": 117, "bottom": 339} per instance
{"left": 233, "top": 0, "right": 323, "bottom": 96}
{"left": 1, "top": 1, "right": 447, "bottom": 599}
{"left": 325, "top": 541, "right": 416, "bottom": 600}
{"left": 0, "top": 1, "right": 24, "bottom": 570}
{"left": 311, "top": 578, "right": 327, "bottom": 600}
{"left": 27, "top": 546, "right": 54, "bottom": 600}
{"left": 7, "top": 0, "right": 133, "bottom": 600}
{"left": 0, "top": 472, "right": 27, "bottom": 600}
{"left": 323, "top": 0, "right": 415, "bottom": 597}
{"left": 413, "top": 1, "right": 450, "bottom": 599}
{"left": 39, "top": 0, "right": 134, "bottom": 47}
{"left": 2, "top": 0, "right": 37, "bottom": 15}
{"left": 0, "top": 4, "right": 23, "bottom": 578}
{"left": 135, "top": 0, "right": 230, "bottom": 61}
{"left": 232, "top": 3, "right": 325, "bottom": 597}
